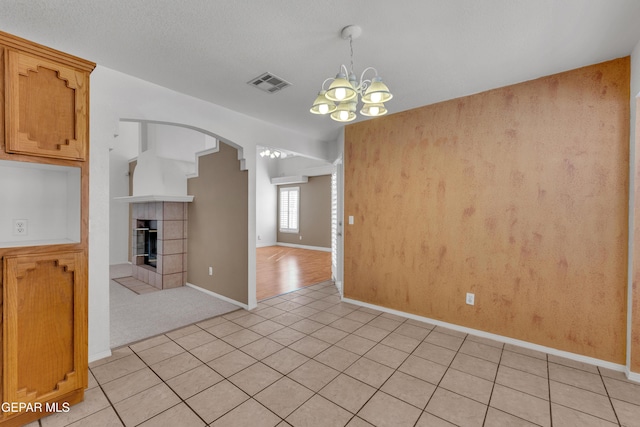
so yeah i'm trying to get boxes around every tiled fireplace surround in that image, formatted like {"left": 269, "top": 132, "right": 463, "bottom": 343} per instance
{"left": 131, "top": 201, "right": 188, "bottom": 289}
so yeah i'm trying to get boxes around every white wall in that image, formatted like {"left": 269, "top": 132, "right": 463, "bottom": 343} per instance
{"left": 627, "top": 40, "right": 640, "bottom": 373}
{"left": 109, "top": 122, "right": 139, "bottom": 265}
{"left": 631, "top": 42, "right": 640, "bottom": 151}
{"left": 256, "top": 154, "right": 278, "bottom": 246}
{"left": 89, "top": 83, "right": 118, "bottom": 361}
{"left": 0, "top": 161, "right": 80, "bottom": 246}
{"left": 90, "top": 65, "right": 338, "bottom": 360}
{"left": 275, "top": 156, "right": 334, "bottom": 177}
{"left": 148, "top": 123, "right": 216, "bottom": 163}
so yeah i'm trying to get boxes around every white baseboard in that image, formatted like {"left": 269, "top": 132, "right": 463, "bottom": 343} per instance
{"left": 276, "top": 242, "right": 331, "bottom": 252}
{"left": 626, "top": 368, "right": 640, "bottom": 383}
{"left": 186, "top": 282, "right": 249, "bottom": 310}
{"left": 334, "top": 280, "right": 343, "bottom": 296}
{"left": 342, "top": 297, "right": 629, "bottom": 376}
{"left": 89, "top": 349, "right": 112, "bottom": 363}
{"left": 257, "top": 241, "right": 276, "bottom": 248}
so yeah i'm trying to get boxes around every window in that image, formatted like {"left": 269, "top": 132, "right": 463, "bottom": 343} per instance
{"left": 279, "top": 187, "right": 299, "bottom": 233}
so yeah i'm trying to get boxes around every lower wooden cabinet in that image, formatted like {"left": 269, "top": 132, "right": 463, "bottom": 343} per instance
{"left": 1, "top": 250, "right": 87, "bottom": 426}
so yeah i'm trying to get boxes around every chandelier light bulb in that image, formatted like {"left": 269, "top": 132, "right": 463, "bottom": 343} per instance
{"left": 360, "top": 102, "right": 387, "bottom": 117}
{"left": 310, "top": 90, "right": 336, "bottom": 115}
{"left": 362, "top": 76, "right": 393, "bottom": 104}
{"left": 331, "top": 101, "right": 357, "bottom": 122}
{"left": 325, "top": 73, "right": 356, "bottom": 102}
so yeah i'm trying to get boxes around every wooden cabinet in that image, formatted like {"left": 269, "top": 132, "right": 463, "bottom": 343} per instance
{"left": 5, "top": 50, "right": 89, "bottom": 160}
{"left": 2, "top": 252, "right": 87, "bottom": 406}
{"left": 0, "top": 31, "right": 94, "bottom": 426}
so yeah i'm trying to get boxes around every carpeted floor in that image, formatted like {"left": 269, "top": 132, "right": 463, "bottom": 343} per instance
{"left": 109, "top": 264, "right": 240, "bottom": 349}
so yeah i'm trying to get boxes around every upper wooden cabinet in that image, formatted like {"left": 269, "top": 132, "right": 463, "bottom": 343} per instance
{"left": 0, "top": 31, "right": 94, "bottom": 161}
{"left": 5, "top": 50, "right": 89, "bottom": 160}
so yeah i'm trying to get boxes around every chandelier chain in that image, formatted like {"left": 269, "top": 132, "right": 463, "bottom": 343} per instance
{"left": 349, "top": 36, "right": 355, "bottom": 76}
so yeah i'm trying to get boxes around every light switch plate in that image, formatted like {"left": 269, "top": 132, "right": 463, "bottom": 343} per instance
{"left": 466, "top": 292, "right": 475, "bottom": 305}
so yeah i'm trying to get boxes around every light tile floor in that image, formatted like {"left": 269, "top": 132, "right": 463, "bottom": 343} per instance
{"left": 30, "top": 282, "right": 640, "bottom": 427}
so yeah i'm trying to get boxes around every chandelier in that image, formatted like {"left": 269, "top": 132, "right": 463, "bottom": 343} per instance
{"left": 310, "top": 25, "right": 393, "bottom": 122}
{"left": 259, "top": 148, "right": 287, "bottom": 159}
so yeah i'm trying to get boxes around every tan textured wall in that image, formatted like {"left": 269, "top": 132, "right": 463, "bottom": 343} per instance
{"left": 187, "top": 142, "right": 248, "bottom": 304}
{"left": 344, "top": 58, "right": 630, "bottom": 363}
{"left": 633, "top": 97, "right": 640, "bottom": 372}
{"left": 277, "top": 175, "right": 332, "bottom": 248}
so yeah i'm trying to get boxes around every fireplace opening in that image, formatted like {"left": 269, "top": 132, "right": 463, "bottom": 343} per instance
{"left": 135, "top": 219, "right": 157, "bottom": 268}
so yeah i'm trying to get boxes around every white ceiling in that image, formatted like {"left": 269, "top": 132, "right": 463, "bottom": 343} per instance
{"left": 1, "top": 0, "right": 639, "bottom": 143}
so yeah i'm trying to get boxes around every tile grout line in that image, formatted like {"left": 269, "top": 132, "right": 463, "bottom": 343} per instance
{"left": 481, "top": 338, "right": 503, "bottom": 427}
{"left": 180, "top": 283, "right": 345, "bottom": 425}
{"left": 65, "top": 279, "right": 638, "bottom": 427}
{"left": 262, "top": 300, "right": 544, "bottom": 425}
{"left": 254, "top": 285, "right": 361, "bottom": 425}
{"left": 546, "top": 360, "right": 626, "bottom": 426}
{"left": 93, "top": 372, "right": 134, "bottom": 427}
{"left": 547, "top": 351, "right": 553, "bottom": 427}
{"left": 89, "top": 350, "right": 157, "bottom": 427}
{"left": 244, "top": 307, "right": 378, "bottom": 425}
{"left": 416, "top": 327, "right": 468, "bottom": 426}
{"left": 128, "top": 318, "right": 285, "bottom": 426}
{"left": 93, "top": 324, "right": 240, "bottom": 426}
{"left": 232, "top": 303, "right": 427, "bottom": 424}
{"left": 165, "top": 319, "right": 289, "bottom": 426}
{"left": 599, "top": 367, "right": 622, "bottom": 426}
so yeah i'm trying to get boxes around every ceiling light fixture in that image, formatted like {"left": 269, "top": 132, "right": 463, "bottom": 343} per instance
{"left": 259, "top": 148, "right": 287, "bottom": 159}
{"left": 310, "top": 25, "right": 393, "bottom": 122}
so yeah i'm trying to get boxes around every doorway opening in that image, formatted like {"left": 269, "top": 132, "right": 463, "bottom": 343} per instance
{"left": 256, "top": 147, "right": 335, "bottom": 300}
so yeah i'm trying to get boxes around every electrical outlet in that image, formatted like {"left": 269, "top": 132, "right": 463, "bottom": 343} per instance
{"left": 13, "top": 219, "right": 28, "bottom": 236}
{"left": 466, "top": 292, "right": 475, "bottom": 306}
{"left": 208, "top": 266, "right": 213, "bottom": 276}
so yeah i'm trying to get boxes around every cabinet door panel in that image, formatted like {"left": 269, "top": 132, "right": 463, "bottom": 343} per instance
{"left": 2, "top": 251, "right": 87, "bottom": 407}
{"left": 5, "top": 50, "right": 88, "bottom": 160}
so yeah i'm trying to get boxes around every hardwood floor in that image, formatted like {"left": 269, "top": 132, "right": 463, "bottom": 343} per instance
{"left": 257, "top": 246, "right": 332, "bottom": 300}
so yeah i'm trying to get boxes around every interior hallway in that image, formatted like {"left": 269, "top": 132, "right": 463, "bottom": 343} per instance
{"left": 257, "top": 246, "right": 332, "bottom": 300}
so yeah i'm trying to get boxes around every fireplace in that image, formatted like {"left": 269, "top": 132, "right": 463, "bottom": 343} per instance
{"left": 131, "top": 201, "right": 188, "bottom": 289}
{"left": 135, "top": 220, "right": 157, "bottom": 268}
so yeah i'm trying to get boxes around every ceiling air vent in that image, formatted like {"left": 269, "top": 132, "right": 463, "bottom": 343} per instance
{"left": 248, "top": 72, "right": 291, "bottom": 93}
